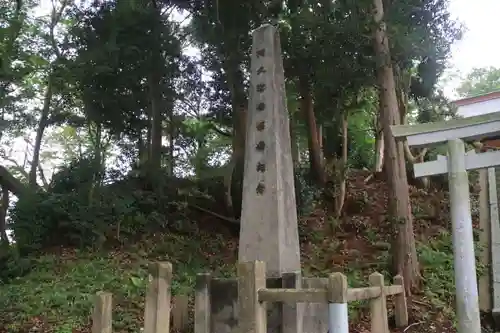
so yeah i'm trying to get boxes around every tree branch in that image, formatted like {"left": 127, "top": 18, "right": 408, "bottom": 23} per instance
{"left": 210, "top": 124, "right": 232, "bottom": 137}
{"left": 49, "top": 0, "right": 69, "bottom": 60}
{"left": 188, "top": 203, "right": 239, "bottom": 225}
{"left": 38, "top": 165, "right": 49, "bottom": 188}
{"left": 403, "top": 141, "right": 427, "bottom": 164}
{"left": 1, "top": 146, "right": 49, "bottom": 189}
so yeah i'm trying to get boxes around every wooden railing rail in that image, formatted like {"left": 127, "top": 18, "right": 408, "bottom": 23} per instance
{"left": 238, "top": 261, "right": 408, "bottom": 333}
{"left": 89, "top": 261, "right": 409, "bottom": 333}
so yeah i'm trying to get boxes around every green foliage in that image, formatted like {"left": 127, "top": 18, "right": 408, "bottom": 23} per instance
{"left": 49, "top": 158, "right": 98, "bottom": 193}
{"left": 0, "top": 252, "right": 149, "bottom": 332}
{"left": 0, "top": 244, "right": 33, "bottom": 284}
{"left": 414, "top": 91, "right": 457, "bottom": 124}
{"left": 457, "top": 66, "right": 500, "bottom": 97}
{"left": 418, "top": 231, "right": 455, "bottom": 316}
{"left": 294, "top": 166, "right": 323, "bottom": 216}
{"left": 70, "top": 1, "right": 182, "bottom": 140}
{"left": 347, "top": 111, "right": 376, "bottom": 169}
{"left": 12, "top": 191, "right": 105, "bottom": 254}
{"left": 417, "top": 228, "right": 485, "bottom": 319}
{"left": 0, "top": 226, "right": 233, "bottom": 332}
{"left": 9, "top": 158, "right": 191, "bottom": 256}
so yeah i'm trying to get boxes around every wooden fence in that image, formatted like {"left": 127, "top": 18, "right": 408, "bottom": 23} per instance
{"left": 91, "top": 261, "right": 409, "bottom": 333}
{"left": 91, "top": 262, "right": 190, "bottom": 333}
{"left": 237, "top": 261, "right": 408, "bottom": 333}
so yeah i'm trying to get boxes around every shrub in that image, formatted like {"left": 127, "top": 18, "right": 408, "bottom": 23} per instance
{"left": 0, "top": 243, "right": 33, "bottom": 284}
{"left": 10, "top": 158, "right": 193, "bottom": 255}
{"left": 10, "top": 159, "right": 141, "bottom": 254}
{"left": 294, "top": 166, "right": 323, "bottom": 216}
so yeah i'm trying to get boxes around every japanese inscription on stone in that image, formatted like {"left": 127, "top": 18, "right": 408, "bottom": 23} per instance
{"left": 256, "top": 182, "right": 266, "bottom": 194}
{"left": 254, "top": 47, "right": 267, "bottom": 195}
{"left": 256, "top": 83, "right": 266, "bottom": 93}
{"left": 256, "top": 121, "right": 265, "bottom": 131}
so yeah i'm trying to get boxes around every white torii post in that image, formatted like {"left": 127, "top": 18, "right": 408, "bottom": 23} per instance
{"left": 391, "top": 112, "right": 500, "bottom": 333}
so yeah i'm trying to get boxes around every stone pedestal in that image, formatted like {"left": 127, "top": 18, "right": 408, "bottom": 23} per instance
{"left": 208, "top": 277, "right": 328, "bottom": 333}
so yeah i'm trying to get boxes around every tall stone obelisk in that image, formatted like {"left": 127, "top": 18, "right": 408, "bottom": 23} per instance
{"left": 238, "top": 23, "right": 302, "bottom": 333}
{"left": 239, "top": 23, "right": 300, "bottom": 279}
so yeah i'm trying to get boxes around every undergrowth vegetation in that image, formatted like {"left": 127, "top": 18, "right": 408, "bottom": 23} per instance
{"left": 0, "top": 227, "right": 460, "bottom": 333}
{"left": 0, "top": 167, "right": 470, "bottom": 333}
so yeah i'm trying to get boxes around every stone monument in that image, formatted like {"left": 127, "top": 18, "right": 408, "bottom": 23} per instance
{"left": 239, "top": 21, "right": 302, "bottom": 333}
{"left": 206, "top": 24, "right": 328, "bottom": 333}
{"left": 239, "top": 24, "right": 300, "bottom": 280}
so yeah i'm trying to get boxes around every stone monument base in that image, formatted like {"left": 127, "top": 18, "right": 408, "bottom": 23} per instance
{"left": 209, "top": 276, "right": 328, "bottom": 333}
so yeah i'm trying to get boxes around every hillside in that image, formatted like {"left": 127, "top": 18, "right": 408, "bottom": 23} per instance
{"left": 0, "top": 171, "right": 489, "bottom": 333}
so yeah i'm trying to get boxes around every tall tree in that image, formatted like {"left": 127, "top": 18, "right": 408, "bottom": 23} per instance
{"left": 372, "top": 0, "right": 419, "bottom": 294}
{"left": 457, "top": 66, "right": 500, "bottom": 97}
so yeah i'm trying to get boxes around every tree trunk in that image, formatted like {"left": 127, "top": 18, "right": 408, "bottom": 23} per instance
{"left": 401, "top": 113, "right": 429, "bottom": 188}
{"left": 374, "top": 114, "right": 384, "bottom": 172}
{"left": 225, "top": 103, "right": 247, "bottom": 217}
{"left": 334, "top": 112, "right": 348, "bottom": 218}
{"left": 394, "top": 66, "right": 430, "bottom": 185}
{"left": 223, "top": 56, "right": 247, "bottom": 217}
{"left": 146, "top": 114, "right": 152, "bottom": 162}
{"left": 29, "top": 77, "right": 53, "bottom": 188}
{"left": 138, "top": 129, "right": 149, "bottom": 167}
{"left": 0, "top": 166, "right": 29, "bottom": 196}
{"left": 37, "top": 165, "right": 49, "bottom": 189}
{"left": 318, "top": 124, "right": 324, "bottom": 163}
{"left": 289, "top": 109, "right": 300, "bottom": 166}
{"left": 29, "top": 0, "right": 66, "bottom": 188}
{"left": 148, "top": 72, "right": 163, "bottom": 172}
{"left": 147, "top": 1, "right": 164, "bottom": 174}
{"left": 0, "top": 184, "right": 9, "bottom": 243}
{"left": 372, "top": 0, "right": 420, "bottom": 295}
{"left": 299, "top": 76, "right": 324, "bottom": 184}
{"left": 168, "top": 109, "right": 175, "bottom": 176}
{"left": 88, "top": 121, "right": 103, "bottom": 202}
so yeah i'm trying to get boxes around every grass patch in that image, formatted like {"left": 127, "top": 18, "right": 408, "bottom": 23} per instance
{"left": 418, "top": 230, "right": 456, "bottom": 323}
{"left": 0, "top": 212, "right": 471, "bottom": 332}
{"left": 416, "top": 227, "right": 484, "bottom": 324}
{"left": 0, "top": 231, "right": 236, "bottom": 333}
{"left": 0, "top": 251, "right": 147, "bottom": 332}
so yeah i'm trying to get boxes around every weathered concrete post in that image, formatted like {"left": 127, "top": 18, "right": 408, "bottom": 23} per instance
{"left": 144, "top": 262, "right": 172, "bottom": 333}
{"left": 487, "top": 167, "right": 500, "bottom": 323}
{"left": 92, "top": 292, "right": 112, "bottom": 333}
{"left": 447, "top": 139, "right": 481, "bottom": 333}
{"left": 239, "top": 23, "right": 302, "bottom": 333}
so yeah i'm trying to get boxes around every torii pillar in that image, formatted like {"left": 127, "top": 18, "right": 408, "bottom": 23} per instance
{"left": 238, "top": 24, "right": 303, "bottom": 333}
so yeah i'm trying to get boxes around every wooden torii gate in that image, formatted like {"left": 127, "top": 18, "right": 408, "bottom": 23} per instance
{"left": 391, "top": 111, "right": 500, "bottom": 333}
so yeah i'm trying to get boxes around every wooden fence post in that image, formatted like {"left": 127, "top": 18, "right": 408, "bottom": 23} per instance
{"left": 327, "top": 272, "right": 349, "bottom": 333}
{"left": 144, "top": 262, "right": 172, "bottom": 333}
{"left": 172, "top": 295, "right": 190, "bottom": 332}
{"left": 195, "top": 273, "right": 211, "bottom": 333}
{"left": 369, "top": 272, "right": 389, "bottom": 333}
{"left": 282, "top": 272, "right": 302, "bottom": 333}
{"left": 393, "top": 275, "right": 408, "bottom": 327}
{"left": 237, "top": 261, "right": 267, "bottom": 333}
{"left": 92, "top": 292, "right": 112, "bottom": 333}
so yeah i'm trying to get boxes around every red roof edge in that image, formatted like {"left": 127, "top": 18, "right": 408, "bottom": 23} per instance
{"left": 452, "top": 90, "right": 500, "bottom": 107}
